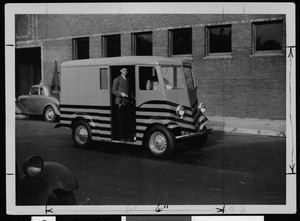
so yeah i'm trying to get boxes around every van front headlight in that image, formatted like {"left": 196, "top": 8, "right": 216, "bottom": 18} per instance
{"left": 198, "top": 103, "right": 206, "bottom": 113}
{"left": 176, "top": 105, "right": 186, "bottom": 119}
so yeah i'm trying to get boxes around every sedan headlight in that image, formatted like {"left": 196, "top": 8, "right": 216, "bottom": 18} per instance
{"left": 176, "top": 105, "right": 186, "bottom": 119}
{"left": 198, "top": 103, "right": 206, "bottom": 113}
{"left": 23, "top": 155, "right": 44, "bottom": 178}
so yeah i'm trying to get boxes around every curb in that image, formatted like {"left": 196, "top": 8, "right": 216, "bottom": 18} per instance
{"left": 210, "top": 126, "right": 286, "bottom": 138}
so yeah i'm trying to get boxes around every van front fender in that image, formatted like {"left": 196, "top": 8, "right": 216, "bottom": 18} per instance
{"left": 144, "top": 117, "right": 180, "bottom": 131}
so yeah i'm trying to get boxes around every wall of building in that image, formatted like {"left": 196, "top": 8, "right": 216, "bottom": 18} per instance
{"left": 15, "top": 14, "right": 286, "bottom": 120}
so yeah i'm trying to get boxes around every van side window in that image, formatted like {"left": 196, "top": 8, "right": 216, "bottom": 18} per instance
{"left": 99, "top": 68, "right": 108, "bottom": 90}
{"left": 139, "top": 67, "right": 159, "bottom": 90}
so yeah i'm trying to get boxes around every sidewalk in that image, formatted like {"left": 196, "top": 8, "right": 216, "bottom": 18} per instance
{"left": 207, "top": 116, "right": 286, "bottom": 138}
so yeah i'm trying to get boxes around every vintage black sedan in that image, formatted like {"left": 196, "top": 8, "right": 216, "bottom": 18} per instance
{"left": 16, "top": 84, "right": 60, "bottom": 122}
{"left": 17, "top": 155, "right": 79, "bottom": 205}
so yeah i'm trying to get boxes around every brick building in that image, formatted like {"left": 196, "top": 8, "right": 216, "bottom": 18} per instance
{"left": 15, "top": 14, "right": 286, "bottom": 120}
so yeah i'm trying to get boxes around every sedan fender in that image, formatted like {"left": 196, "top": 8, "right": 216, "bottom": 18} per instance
{"left": 41, "top": 162, "right": 79, "bottom": 193}
{"left": 17, "top": 160, "right": 78, "bottom": 205}
{"left": 15, "top": 100, "right": 28, "bottom": 114}
{"left": 43, "top": 102, "right": 60, "bottom": 116}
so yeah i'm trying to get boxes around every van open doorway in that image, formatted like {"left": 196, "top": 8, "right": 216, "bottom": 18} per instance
{"left": 110, "top": 65, "right": 136, "bottom": 141}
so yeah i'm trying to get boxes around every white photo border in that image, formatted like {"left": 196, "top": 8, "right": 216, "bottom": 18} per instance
{"left": 5, "top": 2, "right": 296, "bottom": 215}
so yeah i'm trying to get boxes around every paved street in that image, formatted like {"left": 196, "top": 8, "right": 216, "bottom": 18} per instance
{"left": 15, "top": 117, "right": 286, "bottom": 205}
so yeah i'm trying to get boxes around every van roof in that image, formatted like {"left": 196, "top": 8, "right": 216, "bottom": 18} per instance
{"left": 61, "top": 56, "right": 191, "bottom": 67}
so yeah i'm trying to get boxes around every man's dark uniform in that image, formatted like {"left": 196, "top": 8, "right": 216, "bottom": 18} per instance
{"left": 112, "top": 74, "right": 134, "bottom": 140}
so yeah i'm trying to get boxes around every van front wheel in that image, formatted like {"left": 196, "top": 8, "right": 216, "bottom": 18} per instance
{"left": 145, "top": 125, "right": 175, "bottom": 157}
{"left": 72, "top": 120, "right": 92, "bottom": 148}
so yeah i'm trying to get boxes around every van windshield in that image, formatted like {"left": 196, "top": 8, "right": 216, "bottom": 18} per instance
{"left": 183, "top": 66, "right": 195, "bottom": 89}
{"left": 161, "top": 66, "right": 185, "bottom": 90}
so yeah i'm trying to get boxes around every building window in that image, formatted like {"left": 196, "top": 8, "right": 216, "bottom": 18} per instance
{"left": 253, "top": 20, "right": 283, "bottom": 53}
{"left": 133, "top": 32, "right": 153, "bottom": 55}
{"left": 169, "top": 28, "right": 192, "bottom": 56}
{"left": 206, "top": 25, "right": 232, "bottom": 55}
{"left": 73, "top": 37, "right": 89, "bottom": 60}
{"left": 102, "top": 34, "right": 121, "bottom": 57}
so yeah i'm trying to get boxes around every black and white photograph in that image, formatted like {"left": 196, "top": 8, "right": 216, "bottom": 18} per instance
{"left": 5, "top": 2, "right": 296, "bottom": 216}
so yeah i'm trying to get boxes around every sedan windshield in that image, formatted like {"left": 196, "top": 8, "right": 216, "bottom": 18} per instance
{"left": 161, "top": 66, "right": 185, "bottom": 90}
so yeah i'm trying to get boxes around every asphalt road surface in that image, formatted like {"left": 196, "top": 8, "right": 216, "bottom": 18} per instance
{"left": 15, "top": 117, "right": 286, "bottom": 205}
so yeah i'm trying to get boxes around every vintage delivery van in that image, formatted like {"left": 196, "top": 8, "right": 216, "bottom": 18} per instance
{"left": 56, "top": 56, "right": 212, "bottom": 157}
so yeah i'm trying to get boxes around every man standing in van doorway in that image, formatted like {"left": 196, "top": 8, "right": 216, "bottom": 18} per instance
{"left": 112, "top": 67, "right": 135, "bottom": 141}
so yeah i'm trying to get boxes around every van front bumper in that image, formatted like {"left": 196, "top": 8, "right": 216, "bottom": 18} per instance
{"left": 175, "top": 128, "right": 213, "bottom": 140}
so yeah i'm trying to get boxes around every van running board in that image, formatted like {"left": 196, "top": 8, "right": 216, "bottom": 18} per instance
{"left": 93, "top": 138, "right": 142, "bottom": 146}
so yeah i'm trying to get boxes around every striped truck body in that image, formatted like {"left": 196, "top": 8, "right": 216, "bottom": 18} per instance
{"left": 59, "top": 99, "right": 208, "bottom": 146}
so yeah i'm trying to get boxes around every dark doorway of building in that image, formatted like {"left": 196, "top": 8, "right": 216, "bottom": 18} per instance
{"left": 15, "top": 47, "right": 41, "bottom": 98}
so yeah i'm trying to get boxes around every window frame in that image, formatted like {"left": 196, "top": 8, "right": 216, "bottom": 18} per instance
{"left": 205, "top": 24, "right": 232, "bottom": 56}
{"left": 72, "top": 37, "right": 90, "bottom": 60}
{"left": 102, "top": 34, "right": 121, "bottom": 58}
{"left": 99, "top": 67, "right": 109, "bottom": 90}
{"left": 252, "top": 20, "right": 283, "bottom": 55}
{"left": 132, "top": 32, "right": 153, "bottom": 56}
{"left": 169, "top": 28, "right": 192, "bottom": 56}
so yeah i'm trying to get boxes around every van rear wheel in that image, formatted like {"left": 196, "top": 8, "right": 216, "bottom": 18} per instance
{"left": 72, "top": 120, "right": 92, "bottom": 148}
{"left": 145, "top": 125, "right": 175, "bottom": 157}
